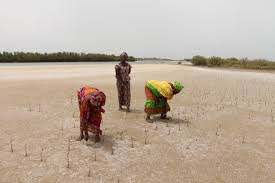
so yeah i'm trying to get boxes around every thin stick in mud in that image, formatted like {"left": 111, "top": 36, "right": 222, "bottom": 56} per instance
{"left": 10, "top": 138, "right": 13, "bottom": 153}
{"left": 40, "top": 147, "right": 44, "bottom": 162}
{"left": 24, "top": 144, "right": 28, "bottom": 157}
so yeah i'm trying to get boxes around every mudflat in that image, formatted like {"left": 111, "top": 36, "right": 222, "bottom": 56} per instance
{"left": 0, "top": 63, "right": 274, "bottom": 183}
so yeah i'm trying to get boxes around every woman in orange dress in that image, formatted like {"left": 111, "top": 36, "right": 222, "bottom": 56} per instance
{"left": 77, "top": 85, "right": 106, "bottom": 142}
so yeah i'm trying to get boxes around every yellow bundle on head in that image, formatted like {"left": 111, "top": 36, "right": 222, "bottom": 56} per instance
{"left": 147, "top": 80, "right": 174, "bottom": 100}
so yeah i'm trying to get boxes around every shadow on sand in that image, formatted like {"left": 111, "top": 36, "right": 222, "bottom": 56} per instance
{"left": 148, "top": 116, "right": 191, "bottom": 125}
{"left": 119, "top": 108, "right": 143, "bottom": 114}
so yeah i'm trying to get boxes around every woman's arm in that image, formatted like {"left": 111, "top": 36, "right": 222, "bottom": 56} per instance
{"left": 83, "top": 101, "right": 90, "bottom": 124}
{"left": 100, "top": 107, "right": 105, "bottom": 113}
{"left": 129, "top": 64, "right": 132, "bottom": 74}
{"left": 115, "top": 65, "right": 121, "bottom": 79}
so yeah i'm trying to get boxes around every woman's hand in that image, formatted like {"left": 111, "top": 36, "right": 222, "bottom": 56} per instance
{"left": 156, "top": 96, "right": 163, "bottom": 104}
{"left": 93, "top": 106, "right": 105, "bottom": 113}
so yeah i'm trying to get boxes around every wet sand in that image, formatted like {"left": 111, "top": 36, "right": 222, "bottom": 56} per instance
{"left": 0, "top": 63, "right": 274, "bottom": 183}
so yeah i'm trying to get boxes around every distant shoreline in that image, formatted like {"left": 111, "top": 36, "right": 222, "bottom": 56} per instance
{"left": 0, "top": 60, "right": 128, "bottom": 63}
{"left": 0, "top": 51, "right": 136, "bottom": 63}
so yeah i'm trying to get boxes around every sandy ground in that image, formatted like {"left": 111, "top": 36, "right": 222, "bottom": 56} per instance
{"left": 0, "top": 63, "right": 274, "bottom": 183}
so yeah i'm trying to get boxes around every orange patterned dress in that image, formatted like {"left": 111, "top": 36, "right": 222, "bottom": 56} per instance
{"left": 77, "top": 85, "right": 106, "bottom": 135}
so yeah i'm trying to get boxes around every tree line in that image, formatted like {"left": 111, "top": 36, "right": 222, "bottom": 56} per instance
{"left": 191, "top": 55, "right": 275, "bottom": 70}
{"left": 0, "top": 52, "right": 136, "bottom": 63}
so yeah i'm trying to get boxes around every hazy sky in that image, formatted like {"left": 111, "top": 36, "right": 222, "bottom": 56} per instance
{"left": 0, "top": 0, "right": 275, "bottom": 59}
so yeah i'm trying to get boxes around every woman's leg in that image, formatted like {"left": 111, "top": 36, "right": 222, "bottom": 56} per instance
{"left": 84, "top": 130, "right": 89, "bottom": 141}
{"left": 95, "top": 133, "right": 100, "bottom": 142}
{"left": 126, "top": 81, "right": 131, "bottom": 111}
{"left": 77, "top": 127, "right": 84, "bottom": 141}
{"left": 117, "top": 81, "right": 123, "bottom": 110}
{"left": 160, "top": 101, "right": 170, "bottom": 119}
{"left": 146, "top": 114, "right": 151, "bottom": 120}
{"left": 160, "top": 113, "right": 168, "bottom": 119}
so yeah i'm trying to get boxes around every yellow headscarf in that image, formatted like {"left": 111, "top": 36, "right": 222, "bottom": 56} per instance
{"left": 147, "top": 80, "right": 174, "bottom": 100}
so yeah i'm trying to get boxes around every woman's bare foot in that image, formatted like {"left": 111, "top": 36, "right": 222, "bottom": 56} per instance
{"left": 146, "top": 115, "right": 151, "bottom": 120}
{"left": 76, "top": 135, "right": 84, "bottom": 141}
{"left": 160, "top": 114, "right": 169, "bottom": 120}
{"left": 95, "top": 134, "right": 100, "bottom": 143}
{"left": 84, "top": 132, "right": 89, "bottom": 141}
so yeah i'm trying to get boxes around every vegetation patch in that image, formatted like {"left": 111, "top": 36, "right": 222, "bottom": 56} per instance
{"left": 191, "top": 55, "right": 275, "bottom": 70}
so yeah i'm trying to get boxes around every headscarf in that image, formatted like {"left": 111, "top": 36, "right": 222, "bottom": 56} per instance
{"left": 120, "top": 52, "right": 128, "bottom": 59}
{"left": 173, "top": 81, "right": 184, "bottom": 93}
{"left": 89, "top": 91, "right": 106, "bottom": 107}
{"left": 146, "top": 80, "right": 174, "bottom": 100}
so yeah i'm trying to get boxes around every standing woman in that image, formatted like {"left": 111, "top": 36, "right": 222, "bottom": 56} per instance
{"left": 115, "top": 52, "right": 132, "bottom": 112}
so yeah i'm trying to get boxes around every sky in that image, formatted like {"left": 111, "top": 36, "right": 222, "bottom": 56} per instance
{"left": 0, "top": 0, "right": 275, "bottom": 60}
